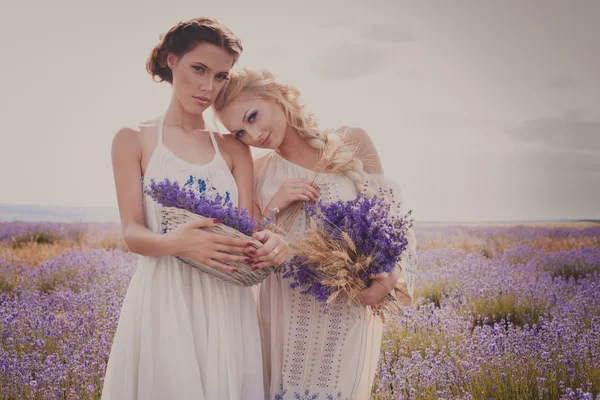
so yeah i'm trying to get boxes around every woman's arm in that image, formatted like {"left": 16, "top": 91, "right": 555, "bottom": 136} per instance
{"left": 112, "top": 126, "right": 176, "bottom": 256}
{"left": 221, "top": 136, "right": 290, "bottom": 268}
{"left": 112, "top": 127, "right": 250, "bottom": 271}
{"left": 221, "top": 134, "right": 255, "bottom": 216}
{"left": 344, "top": 127, "right": 418, "bottom": 306}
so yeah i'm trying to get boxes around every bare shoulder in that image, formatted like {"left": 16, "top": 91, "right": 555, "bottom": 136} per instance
{"left": 214, "top": 132, "right": 252, "bottom": 171}
{"left": 112, "top": 117, "right": 161, "bottom": 157}
{"left": 338, "top": 126, "right": 383, "bottom": 174}
{"left": 112, "top": 125, "right": 142, "bottom": 153}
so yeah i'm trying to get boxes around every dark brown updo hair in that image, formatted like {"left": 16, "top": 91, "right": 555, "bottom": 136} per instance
{"left": 146, "top": 17, "right": 243, "bottom": 83}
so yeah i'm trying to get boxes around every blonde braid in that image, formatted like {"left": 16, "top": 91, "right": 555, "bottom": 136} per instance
{"left": 307, "top": 129, "right": 367, "bottom": 193}
{"left": 214, "top": 68, "right": 367, "bottom": 193}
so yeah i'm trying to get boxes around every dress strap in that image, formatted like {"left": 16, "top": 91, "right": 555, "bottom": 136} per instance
{"left": 208, "top": 131, "right": 221, "bottom": 157}
{"left": 158, "top": 115, "right": 165, "bottom": 144}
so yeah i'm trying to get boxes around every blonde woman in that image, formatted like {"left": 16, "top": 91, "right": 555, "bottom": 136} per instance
{"left": 213, "top": 69, "right": 418, "bottom": 399}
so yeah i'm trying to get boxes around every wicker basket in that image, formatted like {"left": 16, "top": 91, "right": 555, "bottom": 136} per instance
{"left": 161, "top": 206, "right": 277, "bottom": 286}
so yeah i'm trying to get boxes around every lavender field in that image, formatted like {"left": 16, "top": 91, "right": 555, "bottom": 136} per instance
{"left": 0, "top": 221, "right": 599, "bottom": 399}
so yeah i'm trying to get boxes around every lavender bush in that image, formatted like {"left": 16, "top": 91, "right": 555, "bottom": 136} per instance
{"left": 0, "top": 221, "right": 121, "bottom": 249}
{"left": 373, "top": 227, "right": 600, "bottom": 400}
{"left": 0, "top": 250, "right": 136, "bottom": 399}
{"left": 0, "top": 222, "right": 88, "bottom": 248}
{"left": 0, "top": 222, "right": 598, "bottom": 399}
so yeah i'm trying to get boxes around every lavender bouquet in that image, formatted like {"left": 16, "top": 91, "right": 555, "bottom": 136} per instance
{"left": 284, "top": 187, "right": 413, "bottom": 311}
{"left": 145, "top": 178, "right": 276, "bottom": 286}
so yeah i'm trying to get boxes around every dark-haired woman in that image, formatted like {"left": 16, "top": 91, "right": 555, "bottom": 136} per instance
{"left": 101, "top": 18, "right": 288, "bottom": 400}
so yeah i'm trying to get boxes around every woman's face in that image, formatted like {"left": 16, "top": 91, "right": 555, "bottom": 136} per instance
{"left": 169, "top": 42, "right": 235, "bottom": 114}
{"left": 217, "top": 96, "right": 287, "bottom": 149}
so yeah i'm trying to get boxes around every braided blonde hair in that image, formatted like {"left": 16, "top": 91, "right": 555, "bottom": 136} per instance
{"left": 213, "top": 68, "right": 367, "bottom": 192}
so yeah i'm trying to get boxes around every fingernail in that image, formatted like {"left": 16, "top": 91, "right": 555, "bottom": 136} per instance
{"left": 252, "top": 266, "right": 259, "bottom": 271}
{"left": 232, "top": 268, "right": 238, "bottom": 273}
{"left": 249, "top": 250, "right": 256, "bottom": 255}
{"left": 244, "top": 258, "right": 252, "bottom": 263}
{"left": 213, "top": 219, "right": 220, "bottom": 224}
{"left": 247, "top": 242, "right": 254, "bottom": 246}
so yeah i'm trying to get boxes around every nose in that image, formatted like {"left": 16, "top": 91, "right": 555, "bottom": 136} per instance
{"left": 247, "top": 128, "right": 263, "bottom": 143}
{"left": 200, "top": 75, "right": 214, "bottom": 92}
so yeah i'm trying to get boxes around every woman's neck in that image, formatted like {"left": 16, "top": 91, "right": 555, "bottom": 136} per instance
{"left": 276, "top": 125, "right": 321, "bottom": 168}
{"left": 163, "top": 94, "right": 207, "bottom": 131}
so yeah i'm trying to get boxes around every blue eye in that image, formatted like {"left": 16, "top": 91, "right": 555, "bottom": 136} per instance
{"left": 235, "top": 130, "right": 246, "bottom": 139}
{"left": 248, "top": 111, "right": 257, "bottom": 123}
{"left": 193, "top": 66, "right": 204, "bottom": 72}
{"left": 216, "top": 74, "right": 229, "bottom": 81}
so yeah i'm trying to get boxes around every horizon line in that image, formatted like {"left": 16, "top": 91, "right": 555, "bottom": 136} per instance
{"left": 1, "top": 203, "right": 598, "bottom": 225}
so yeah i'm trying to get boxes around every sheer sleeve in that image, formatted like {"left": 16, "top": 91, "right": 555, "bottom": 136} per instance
{"left": 366, "top": 174, "right": 418, "bottom": 307}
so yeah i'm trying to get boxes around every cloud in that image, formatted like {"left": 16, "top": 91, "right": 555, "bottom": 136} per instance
{"left": 494, "top": 109, "right": 600, "bottom": 219}
{"left": 525, "top": 149, "right": 600, "bottom": 217}
{"left": 311, "top": 42, "right": 381, "bottom": 80}
{"left": 535, "top": 150, "right": 600, "bottom": 174}
{"left": 419, "top": 111, "right": 505, "bottom": 130}
{"left": 251, "top": 46, "right": 283, "bottom": 58}
{"left": 362, "top": 23, "right": 416, "bottom": 43}
{"left": 316, "top": 18, "right": 353, "bottom": 30}
{"left": 512, "top": 110, "right": 600, "bottom": 153}
{"left": 544, "top": 74, "right": 579, "bottom": 89}
{"left": 389, "top": 66, "right": 422, "bottom": 78}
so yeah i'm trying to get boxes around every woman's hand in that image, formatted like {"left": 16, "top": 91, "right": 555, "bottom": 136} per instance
{"left": 356, "top": 265, "right": 401, "bottom": 307}
{"left": 265, "top": 178, "right": 319, "bottom": 215}
{"left": 165, "top": 218, "right": 253, "bottom": 273}
{"left": 248, "top": 229, "right": 290, "bottom": 270}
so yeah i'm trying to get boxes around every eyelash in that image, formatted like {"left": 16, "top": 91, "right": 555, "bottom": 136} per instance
{"left": 235, "top": 111, "right": 258, "bottom": 139}
{"left": 192, "top": 66, "right": 228, "bottom": 81}
{"left": 248, "top": 111, "right": 257, "bottom": 123}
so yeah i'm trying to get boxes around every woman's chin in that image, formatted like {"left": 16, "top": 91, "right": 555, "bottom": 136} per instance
{"left": 185, "top": 101, "right": 209, "bottom": 115}
{"left": 264, "top": 134, "right": 283, "bottom": 150}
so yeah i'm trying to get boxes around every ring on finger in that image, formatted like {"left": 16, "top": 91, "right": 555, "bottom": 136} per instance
{"left": 273, "top": 247, "right": 280, "bottom": 255}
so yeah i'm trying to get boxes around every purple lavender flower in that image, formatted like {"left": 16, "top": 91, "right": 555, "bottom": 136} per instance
{"left": 1, "top": 222, "right": 598, "bottom": 398}
{"left": 144, "top": 178, "right": 258, "bottom": 236}
{"left": 0, "top": 248, "right": 137, "bottom": 399}
{"left": 372, "top": 225, "right": 600, "bottom": 400}
{"left": 284, "top": 189, "right": 413, "bottom": 303}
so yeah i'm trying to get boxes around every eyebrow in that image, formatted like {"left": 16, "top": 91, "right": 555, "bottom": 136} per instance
{"left": 193, "top": 62, "right": 211, "bottom": 71}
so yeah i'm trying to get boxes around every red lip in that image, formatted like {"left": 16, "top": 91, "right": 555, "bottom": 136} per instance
{"left": 261, "top": 133, "right": 272, "bottom": 146}
{"left": 194, "top": 96, "right": 210, "bottom": 104}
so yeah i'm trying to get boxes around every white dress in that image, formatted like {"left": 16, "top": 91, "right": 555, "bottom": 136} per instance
{"left": 101, "top": 117, "right": 264, "bottom": 400}
{"left": 254, "top": 151, "right": 418, "bottom": 400}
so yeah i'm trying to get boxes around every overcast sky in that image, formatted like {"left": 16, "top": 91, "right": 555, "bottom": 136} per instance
{"left": 1, "top": 0, "right": 598, "bottom": 221}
